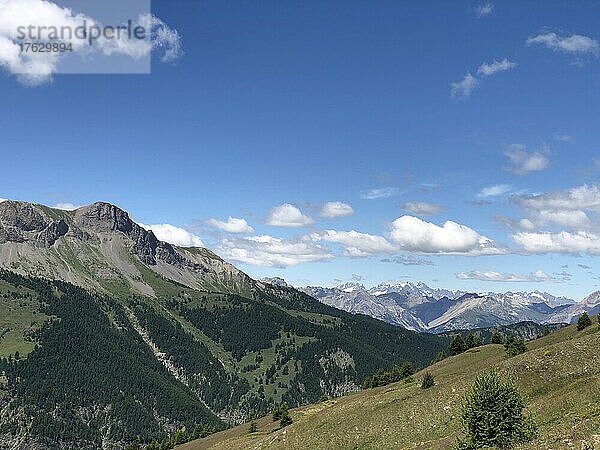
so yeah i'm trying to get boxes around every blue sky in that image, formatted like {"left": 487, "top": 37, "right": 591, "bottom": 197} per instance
{"left": 1, "top": 1, "right": 600, "bottom": 298}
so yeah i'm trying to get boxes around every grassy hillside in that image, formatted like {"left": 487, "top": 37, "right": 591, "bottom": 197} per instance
{"left": 180, "top": 318, "right": 600, "bottom": 450}
{"left": 0, "top": 270, "right": 448, "bottom": 449}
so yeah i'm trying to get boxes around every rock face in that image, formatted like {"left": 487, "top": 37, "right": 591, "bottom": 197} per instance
{"left": 0, "top": 201, "right": 253, "bottom": 297}
{"left": 0, "top": 201, "right": 58, "bottom": 244}
{"left": 549, "top": 291, "right": 600, "bottom": 323}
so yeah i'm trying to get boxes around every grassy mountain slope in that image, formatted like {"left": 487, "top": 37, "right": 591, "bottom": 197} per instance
{"left": 180, "top": 318, "right": 600, "bottom": 450}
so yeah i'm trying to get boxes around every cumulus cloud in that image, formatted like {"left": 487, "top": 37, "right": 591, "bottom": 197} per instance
{"left": 217, "top": 235, "right": 333, "bottom": 268}
{"left": 0, "top": 0, "right": 182, "bottom": 86}
{"left": 206, "top": 217, "right": 254, "bottom": 233}
{"left": 138, "top": 223, "right": 204, "bottom": 247}
{"left": 456, "top": 269, "right": 557, "bottom": 282}
{"left": 504, "top": 144, "right": 549, "bottom": 175}
{"left": 475, "top": 2, "right": 494, "bottom": 18}
{"left": 512, "top": 184, "right": 600, "bottom": 212}
{"left": 360, "top": 187, "right": 399, "bottom": 200}
{"left": 451, "top": 72, "right": 478, "bottom": 98}
{"left": 513, "top": 230, "right": 600, "bottom": 255}
{"left": 319, "top": 201, "right": 354, "bottom": 218}
{"left": 266, "top": 204, "right": 313, "bottom": 228}
{"left": 53, "top": 202, "right": 80, "bottom": 211}
{"left": 389, "top": 215, "right": 505, "bottom": 255}
{"left": 403, "top": 201, "right": 445, "bottom": 215}
{"left": 0, "top": 198, "right": 7, "bottom": 203}
{"left": 477, "top": 58, "right": 517, "bottom": 76}
{"left": 380, "top": 255, "right": 434, "bottom": 266}
{"left": 479, "top": 184, "right": 512, "bottom": 198}
{"left": 510, "top": 184, "right": 600, "bottom": 231}
{"left": 535, "top": 209, "right": 590, "bottom": 229}
{"left": 313, "top": 230, "right": 396, "bottom": 257}
{"left": 527, "top": 32, "right": 599, "bottom": 55}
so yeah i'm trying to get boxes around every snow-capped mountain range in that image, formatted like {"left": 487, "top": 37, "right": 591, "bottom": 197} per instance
{"left": 297, "top": 281, "right": 588, "bottom": 333}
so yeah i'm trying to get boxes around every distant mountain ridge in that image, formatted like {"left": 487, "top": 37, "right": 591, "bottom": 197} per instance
{"left": 300, "top": 281, "right": 582, "bottom": 332}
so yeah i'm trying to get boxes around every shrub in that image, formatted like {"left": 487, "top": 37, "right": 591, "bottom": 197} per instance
{"left": 279, "top": 411, "right": 293, "bottom": 427}
{"left": 457, "top": 371, "right": 537, "bottom": 449}
{"left": 577, "top": 312, "right": 592, "bottom": 331}
{"left": 542, "top": 326, "right": 550, "bottom": 337}
{"left": 363, "top": 362, "right": 414, "bottom": 388}
{"left": 272, "top": 402, "right": 288, "bottom": 421}
{"left": 504, "top": 335, "right": 526, "bottom": 357}
{"left": 491, "top": 330, "right": 504, "bottom": 344}
{"left": 421, "top": 372, "right": 435, "bottom": 389}
{"left": 249, "top": 420, "right": 257, "bottom": 433}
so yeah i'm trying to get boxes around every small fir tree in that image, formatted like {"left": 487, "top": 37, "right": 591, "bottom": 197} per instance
{"left": 577, "top": 312, "right": 592, "bottom": 331}
{"left": 421, "top": 372, "right": 435, "bottom": 389}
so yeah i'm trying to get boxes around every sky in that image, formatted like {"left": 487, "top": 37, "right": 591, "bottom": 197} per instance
{"left": 1, "top": 0, "right": 600, "bottom": 299}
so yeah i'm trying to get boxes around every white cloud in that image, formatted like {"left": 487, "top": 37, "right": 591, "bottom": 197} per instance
{"left": 475, "top": 2, "right": 494, "bottom": 18}
{"left": 0, "top": 0, "right": 182, "bottom": 86}
{"left": 508, "top": 185, "right": 600, "bottom": 234}
{"left": 518, "top": 218, "right": 536, "bottom": 231}
{"left": 479, "top": 184, "right": 512, "bottom": 198}
{"left": 217, "top": 235, "right": 333, "bottom": 268}
{"left": 477, "top": 58, "right": 517, "bottom": 76}
{"left": 138, "top": 223, "right": 204, "bottom": 247}
{"left": 53, "top": 202, "right": 80, "bottom": 211}
{"left": 206, "top": 217, "right": 254, "bottom": 233}
{"left": 456, "top": 269, "right": 556, "bottom": 282}
{"left": 495, "top": 216, "right": 536, "bottom": 231}
{"left": 513, "top": 230, "right": 600, "bottom": 255}
{"left": 389, "top": 215, "right": 505, "bottom": 255}
{"left": 554, "top": 134, "right": 573, "bottom": 142}
{"left": 313, "top": 230, "right": 396, "bottom": 257}
{"left": 360, "top": 187, "right": 399, "bottom": 200}
{"left": 504, "top": 144, "right": 549, "bottom": 175}
{"left": 380, "top": 255, "right": 434, "bottom": 266}
{"left": 535, "top": 209, "right": 590, "bottom": 229}
{"left": 453, "top": 58, "right": 515, "bottom": 98}
{"left": 403, "top": 201, "right": 445, "bottom": 215}
{"left": 266, "top": 204, "right": 313, "bottom": 227}
{"left": 320, "top": 201, "right": 354, "bottom": 218}
{"left": 451, "top": 72, "right": 478, "bottom": 98}
{"left": 512, "top": 184, "right": 600, "bottom": 212}
{"left": 527, "top": 32, "right": 599, "bottom": 55}
{"left": 0, "top": 198, "right": 7, "bottom": 203}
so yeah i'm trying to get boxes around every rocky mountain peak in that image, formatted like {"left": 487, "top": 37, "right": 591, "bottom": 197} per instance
{"left": 74, "top": 202, "right": 136, "bottom": 234}
{"left": 0, "top": 200, "right": 50, "bottom": 233}
{"left": 0, "top": 200, "right": 69, "bottom": 245}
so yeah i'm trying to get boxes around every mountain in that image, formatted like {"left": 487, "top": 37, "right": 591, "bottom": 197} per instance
{"left": 368, "top": 281, "right": 466, "bottom": 301}
{"left": 302, "top": 281, "right": 574, "bottom": 332}
{"left": 260, "top": 277, "right": 290, "bottom": 287}
{"left": 549, "top": 290, "right": 600, "bottom": 324}
{"left": 0, "top": 200, "right": 253, "bottom": 297}
{"left": 182, "top": 316, "right": 600, "bottom": 449}
{"left": 0, "top": 201, "right": 448, "bottom": 449}
{"left": 301, "top": 285, "right": 426, "bottom": 331}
